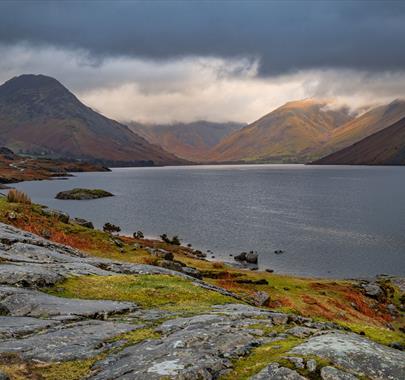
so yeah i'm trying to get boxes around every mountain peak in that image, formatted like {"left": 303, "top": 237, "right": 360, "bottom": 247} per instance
{"left": 0, "top": 74, "right": 65, "bottom": 93}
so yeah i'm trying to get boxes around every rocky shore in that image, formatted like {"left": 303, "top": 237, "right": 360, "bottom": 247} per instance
{"left": 0, "top": 222, "right": 403, "bottom": 379}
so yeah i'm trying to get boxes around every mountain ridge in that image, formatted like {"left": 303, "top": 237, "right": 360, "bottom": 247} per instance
{"left": 0, "top": 74, "right": 184, "bottom": 166}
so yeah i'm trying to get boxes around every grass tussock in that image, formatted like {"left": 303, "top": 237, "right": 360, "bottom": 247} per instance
{"left": 6, "top": 189, "right": 31, "bottom": 204}
{"left": 47, "top": 274, "right": 235, "bottom": 313}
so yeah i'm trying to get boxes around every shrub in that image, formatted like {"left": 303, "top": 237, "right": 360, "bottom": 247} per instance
{"left": 133, "top": 231, "right": 144, "bottom": 239}
{"left": 160, "top": 233, "right": 181, "bottom": 245}
{"left": 7, "top": 189, "right": 31, "bottom": 204}
{"left": 103, "top": 222, "right": 121, "bottom": 234}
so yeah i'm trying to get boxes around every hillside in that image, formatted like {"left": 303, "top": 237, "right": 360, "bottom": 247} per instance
{"left": 129, "top": 121, "right": 245, "bottom": 161}
{"left": 314, "top": 117, "right": 405, "bottom": 165}
{"left": 321, "top": 99, "right": 405, "bottom": 157}
{"left": 209, "top": 99, "right": 353, "bottom": 163}
{"left": 0, "top": 74, "right": 184, "bottom": 166}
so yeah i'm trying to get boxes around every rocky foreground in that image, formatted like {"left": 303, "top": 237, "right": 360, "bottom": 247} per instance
{"left": 0, "top": 223, "right": 403, "bottom": 379}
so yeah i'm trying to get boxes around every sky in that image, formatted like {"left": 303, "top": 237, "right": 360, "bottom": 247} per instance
{"left": 0, "top": 0, "right": 404, "bottom": 124}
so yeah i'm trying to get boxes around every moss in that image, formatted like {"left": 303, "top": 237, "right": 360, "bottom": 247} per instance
{"left": 108, "top": 327, "right": 161, "bottom": 347}
{"left": 220, "top": 336, "right": 303, "bottom": 380}
{"left": 47, "top": 274, "right": 235, "bottom": 313}
{"left": 338, "top": 322, "right": 405, "bottom": 346}
{"left": 34, "top": 358, "right": 97, "bottom": 380}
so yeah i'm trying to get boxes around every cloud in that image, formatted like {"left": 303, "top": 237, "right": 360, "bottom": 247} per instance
{"left": 0, "top": 44, "right": 404, "bottom": 124}
{"left": 0, "top": 1, "right": 405, "bottom": 75}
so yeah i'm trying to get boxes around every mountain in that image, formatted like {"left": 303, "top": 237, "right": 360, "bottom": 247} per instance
{"left": 209, "top": 99, "right": 353, "bottom": 163}
{"left": 313, "top": 117, "right": 405, "bottom": 165}
{"left": 321, "top": 99, "right": 405, "bottom": 156}
{"left": 129, "top": 121, "right": 245, "bottom": 161}
{"left": 0, "top": 74, "right": 183, "bottom": 166}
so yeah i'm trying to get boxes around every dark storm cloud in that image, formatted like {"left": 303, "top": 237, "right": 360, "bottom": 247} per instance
{"left": 0, "top": 0, "right": 404, "bottom": 75}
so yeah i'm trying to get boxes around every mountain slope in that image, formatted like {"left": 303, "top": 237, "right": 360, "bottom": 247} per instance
{"left": 313, "top": 117, "right": 405, "bottom": 165}
{"left": 129, "top": 121, "right": 245, "bottom": 161}
{"left": 0, "top": 74, "right": 183, "bottom": 166}
{"left": 321, "top": 99, "right": 405, "bottom": 156}
{"left": 209, "top": 99, "right": 353, "bottom": 163}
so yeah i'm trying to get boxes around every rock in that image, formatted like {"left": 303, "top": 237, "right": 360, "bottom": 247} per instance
{"left": 274, "top": 250, "right": 284, "bottom": 254}
{"left": 287, "top": 326, "right": 318, "bottom": 338}
{"left": 0, "top": 371, "right": 9, "bottom": 380}
{"left": 72, "top": 217, "right": 94, "bottom": 229}
{"left": 387, "top": 303, "right": 398, "bottom": 316}
{"left": 0, "top": 320, "right": 138, "bottom": 361}
{"left": 0, "top": 286, "right": 137, "bottom": 318}
{"left": 283, "top": 356, "right": 305, "bottom": 369}
{"left": 234, "top": 252, "right": 247, "bottom": 261}
{"left": 112, "top": 238, "right": 124, "bottom": 248}
{"left": 291, "top": 332, "right": 405, "bottom": 380}
{"left": 246, "top": 251, "right": 258, "bottom": 264}
{"left": 320, "top": 366, "right": 358, "bottom": 380}
{"left": 90, "top": 312, "right": 262, "bottom": 380}
{"left": 181, "top": 266, "right": 202, "bottom": 279}
{"left": 0, "top": 316, "right": 59, "bottom": 339}
{"left": 306, "top": 359, "right": 317, "bottom": 372}
{"left": 236, "top": 278, "right": 269, "bottom": 285}
{"left": 152, "top": 249, "right": 173, "bottom": 261}
{"left": 266, "top": 268, "right": 274, "bottom": 273}
{"left": 361, "top": 282, "right": 383, "bottom": 299}
{"left": 156, "top": 259, "right": 184, "bottom": 272}
{"left": 43, "top": 208, "right": 70, "bottom": 223}
{"left": 389, "top": 342, "right": 404, "bottom": 351}
{"left": 250, "top": 363, "right": 307, "bottom": 379}
{"left": 55, "top": 188, "right": 114, "bottom": 200}
{"left": 40, "top": 228, "right": 51, "bottom": 239}
{"left": 253, "top": 291, "right": 270, "bottom": 306}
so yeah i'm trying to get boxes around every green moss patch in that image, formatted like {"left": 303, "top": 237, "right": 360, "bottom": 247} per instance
{"left": 47, "top": 274, "right": 235, "bottom": 313}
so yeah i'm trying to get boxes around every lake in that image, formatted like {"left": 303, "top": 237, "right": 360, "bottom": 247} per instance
{"left": 7, "top": 164, "right": 405, "bottom": 278}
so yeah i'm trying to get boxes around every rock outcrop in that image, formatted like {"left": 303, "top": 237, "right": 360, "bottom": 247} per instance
{"left": 0, "top": 222, "right": 403, "bottom": 379}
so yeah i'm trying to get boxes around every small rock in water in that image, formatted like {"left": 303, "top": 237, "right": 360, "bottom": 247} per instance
{"left": 274, "top": 249, "right": 284, "bottom": 254}
{"left": 246, "top": 251, "right": 258, "bottom": 264}
{"left": 234, "top": 252, "right": 247, "bottom": 261}
{"left": 265, "top": 268, "right": 274, "bottom": 273}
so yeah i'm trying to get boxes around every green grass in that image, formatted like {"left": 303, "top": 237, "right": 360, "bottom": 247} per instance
{"left": 47, "top": 274, "right": 235, "bottom": 313}
{"left": 220, "top": 336, "right": 303, "bottom": 380}
{"left": 339, "top": 322, "right": 405, "bottom": 346}
{"left": 107, "top": 327, "right": 161, "bottom": 346}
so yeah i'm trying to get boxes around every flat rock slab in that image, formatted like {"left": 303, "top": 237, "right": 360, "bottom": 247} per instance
{"left": 291, "top": 332, "right": 405, "bottom": 380}
{"left": 0, "top": 286, "right": 137, "bottom": 318}
{"left": 90, "top": 313, "right": 263, "bottom": 379}
{"left": 0, "top": 320, "right": 138, "bottom": 361}
{"left": 0, "top": 316, "right": 59, "bottom": 339}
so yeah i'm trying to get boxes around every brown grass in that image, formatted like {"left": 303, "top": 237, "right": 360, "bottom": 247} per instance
{"left": 6, "top": 189, "right": 31, "bottom": 204}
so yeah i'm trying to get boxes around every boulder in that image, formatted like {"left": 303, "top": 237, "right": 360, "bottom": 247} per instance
{"left": 234, "top": 252, "right": 247, "bottom": 261}
{"left": 181, "top": 266, "right": 202, "bottom": 279}
{"left": 361, "top": 282, "right": 384, "bottom": 299}
{"left": 72, "top": 217, "right": 94, "bottom": 229}
{"left": 246, "top": 251, "right": 258, "bottom": 264}
{"left": 306, "top": 359, "right": 317, "bottom": 372}
{"left": 152, "top": 249, "right": 173, "bottom": 261}
{"left": 292, "top": 332, "right": 405, "bottom": 380}
{"left": 43, "top": 208, "right": 70, "bottom": 223}
{"left": 253, "top": 291, "right": 270, "bottom": 306}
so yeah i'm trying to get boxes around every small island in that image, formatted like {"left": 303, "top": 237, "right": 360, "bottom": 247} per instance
{"left": 55, "top": 188, "right": 114, "bottom": 200}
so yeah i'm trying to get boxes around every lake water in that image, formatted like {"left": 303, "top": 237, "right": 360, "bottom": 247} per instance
{"left": 8, "top": 164, "right": 405, "bottom": 278}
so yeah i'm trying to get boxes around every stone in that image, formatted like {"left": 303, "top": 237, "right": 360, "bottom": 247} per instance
{"left": 0, "top": 371, "right": 9, "bottom": 380}
{"left": 157, "top": 259, "right": 184, "bottom": 272}
{"left": 283, "top": 356, "right": 305, "bottom": 369}
{"left": 246, "top": 251, "right": 258, "bottom": 264}
{"left": 72, "top": 217, "right": 94, "bottom": 229}
{"left": 387, "top": 303, "right": 398, "bottom": 316}
{"left": 320, "top": 366, "right": 358, "bottom": 380}
{"left": 0, "top": 286, "right": 137, "bottom": 318}
{"left": 152, "top": 249, "right": 173, "bottom": 261}
{"left": 250, "top": 363, "right": 307, "bottom": 379}
{"left": 0, "top": 320, "right": 138, "bottom": 361}
{"left": 253, "top": 291, "right": 270, "bottom": 306}
{"left": 291, "top": 332, "right": 405, "bottom": 380}
{"left": 43, "top": 208, "right": 70, "bottom": 223}
{"left": 287, "top": 326, "right": 318, "bottom": 338}
{"left": 306, "top": 359, "right": 317, "bottom": 372}
{"left": 234, "top": 252, "right": 247, "bottom": 261}
{"left": 361, "top": 282, "right": 383, "bottom": 299}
